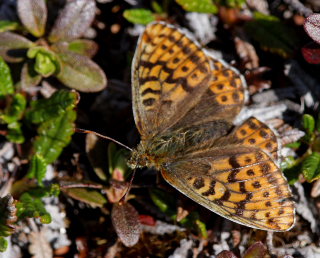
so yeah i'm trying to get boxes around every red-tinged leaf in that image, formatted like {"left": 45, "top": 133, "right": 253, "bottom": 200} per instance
{"left": 17, "top": 0, "right": 47, "bottom": 37}
{"left": 53, "top": 39, "right": 98, "bottom": 58}
{"left": 68, "top": 39, "right": 98, "bottom": 57}
{"left": 139, "top": 215, "right": 156, "bottom": 226}
{"left": 48, "top": 0, "right": 96, "bottom": 43}
{"left": 55, "top": 50, "right": 107, "bottom": 92}
{"left": 302, "top": 42, "right": 320, "bottom": 64}
{"left": 111, "top": 202, "right": 141, "bottom": 247}
{"left": 243, "top": 241, "right": 267, "bottom": 258}
{"left": 217, "top": 250, "right": 238, "bottom": 258}
{"left": 0, "top": 32, "right": 34, "bottom": 62}
{"left": 304, "top": 13, "right": 320, "bottom": 44}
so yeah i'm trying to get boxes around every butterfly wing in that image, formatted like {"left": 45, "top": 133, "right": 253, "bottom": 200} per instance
{"left": 161, "top": 119, "right": 295, "bottom": 231}
{"left": 215, "top": 117, "right": 280, "bottom": 161}
{"left": 162, "top": 146, "right": 294, "bottom": 231}
{"left": 171, "top": 53, "right": 247, "bottom": 131}
{"left": 132, "top": 22, "right": 212, "bottom": 138}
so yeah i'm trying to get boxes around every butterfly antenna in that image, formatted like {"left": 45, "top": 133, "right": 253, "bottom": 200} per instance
{"left": 119, "top": 163, "right": 138, "bottom": 204}
{"left": 75, "top": 128, "right": 132, "bottom": 151}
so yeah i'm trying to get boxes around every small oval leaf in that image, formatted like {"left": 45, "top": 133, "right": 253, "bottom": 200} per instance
{"left": 243, "top": 241, "right": 267, "bottom": 258}
{"left": 111, "top": 202, "right": 141, "bottom": 247}
{"left": 176, "top": 0, "right": 217, "bottom": 13}
{"left": 68, "top": 39, "right": 98, "bottom": 57}
{"left": 0, "top": 238, "right": 8, "bottom": 252}
{"left": 217, "top": 250, "right": 238, "bottom": 258}
{"left": 17, "top": 0, "right": 47, "bottom": 37}
{"left": 63, "top": 187, "right": 107, "bottom": 207}
{"left": 48, "top": 0, "right": 96, "bottom": 43}
{"left": 21, "top": 62, "right": 42, "bottom": 90}
{"left": 55, "top": 50, "right": 107, "bottom": 92}
{"left": 302, "top": 114, "right": 315, "bottom": 134}
{"left": 0, "top": 56, "right": 14, "bottom": 97}
{"left": 304, "top": 13, "right": 320, "bottom": 44}
{"left": 0, "top": 32, "right": 34, "bottom": 62}
{"left": 86, "top": 133, "right": 109, "bottom": 181}
{"left": 123, "top": 9, "right": 155, "bottom": 25}
{"left": 302, "top": 152, "right": 320, "bottom": 182}
{"left": 245, "top": 12, "right": 299, "bottom": 58}
{"left": 302, "top": 42, "right": 320, "bottom": 64}
{"left": 0, "top": 21, "right": 19, "bottom": 33}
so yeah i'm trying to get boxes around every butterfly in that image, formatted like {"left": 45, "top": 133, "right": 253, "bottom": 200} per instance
{"left": 128, "top": 22, "right": 295, "bottom": 231}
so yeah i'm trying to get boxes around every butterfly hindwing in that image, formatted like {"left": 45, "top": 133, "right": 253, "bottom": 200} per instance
{"left": 169, "top": 55, "right": 247, "bottom": 133}
{"left": 214, "top": 117, "right": 280, "bottom": 161}
{"left": 162, "top": 146, "right": 295, "bottom": 231}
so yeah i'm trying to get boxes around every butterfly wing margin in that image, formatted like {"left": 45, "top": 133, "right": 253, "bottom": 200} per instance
{"left": 161, "top": 146, "right": 295, "bottom": 231}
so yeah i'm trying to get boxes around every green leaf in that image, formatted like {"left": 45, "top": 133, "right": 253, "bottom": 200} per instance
{"left": 17, "top": 0, "right": 47, "bottom": 37}
{"left": 284, "top": 165, "right": 301, "bottom": 185}
{"left": 86, "top": 134, "right": 109, "bottom": 181}
{"left": 27, "top": 47, "right": 60, "bottom": 77}
{"left": 48, "top": 0, "right": 96, "bottom": 43}
{"left": 0, "top": 237, "right": 8, "bottom": 252}
{"left": 26, "top": 90, "right": 78, "bottom": 124}
{"left": 302, "top": 152, "right": 320, "bottom": 182}
{"left": 7, "top": 122, "right": 25, "bottom": 144}
{"left": 62, "top": 187, "right": 107, "bottom": 207}
{"left": 55, "top": 50, "right": 107, "bottom": 92}
{"left": 123, "top": 9, "right": 155, "bottom": 25}
{"left": 0, "top": 32, "right": 34, "bottom": 62}
{"left": 16, "top": 192, "right": 51, "bottom": 223}
{"left": 0, "top": 56, "right": 14, "bottom": 98}
{"left": 27, "top": 154, "right": 48, "bottom": 186}
{"left": 108, "top": 143, "right": 130, "bottom": 180}
{"left": 176, "top": 0, "right": 217, "bottom": 13}
{"left": 21, "top": 62, "right": 42, "bottom": 89}
{"left": 0, "top": 21, "right": 19, "bottom": 32}
{"left": 316, "top": 112, "right": 320, "bottom": 132}
{"left": 108, "top": 143, "right": 117, "bottom": 175}
{"left": 151, "top": 1, "right": 163, "bottom": 14}
{"left": 67, "top": 39, "right": 98, "bottom": 57}
{"left": 149, "top": 188, "right": 176, "bottom": 218}
{"left": 1, "top": 93, "right": 27, "bottom": 124}
{"left": 34, "top": 109, "right": 76, "bottom": 164}
{"left": 195, "top": 219, "right": 208, "bottom": 238}
{"left": 245, "top": 12, "right": 299, "bottom": 58}
{"left": 285, "top": 141, "right": 301, "bottom": 149}
{"left": 302, "top": 114, "right": 315, "bottom": 135}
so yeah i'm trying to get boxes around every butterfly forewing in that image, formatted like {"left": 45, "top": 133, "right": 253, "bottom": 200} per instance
{"left": 132, "top": 22, "right": 212, "bottom": 138}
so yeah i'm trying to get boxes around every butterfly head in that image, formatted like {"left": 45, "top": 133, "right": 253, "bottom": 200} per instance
{"left": 127, "top": 142, "right": 162, "bottom": 170}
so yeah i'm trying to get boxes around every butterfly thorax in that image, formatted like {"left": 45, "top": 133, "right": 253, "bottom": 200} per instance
{"left": 128, "top": 124, "right": 230, "bottom": 170}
